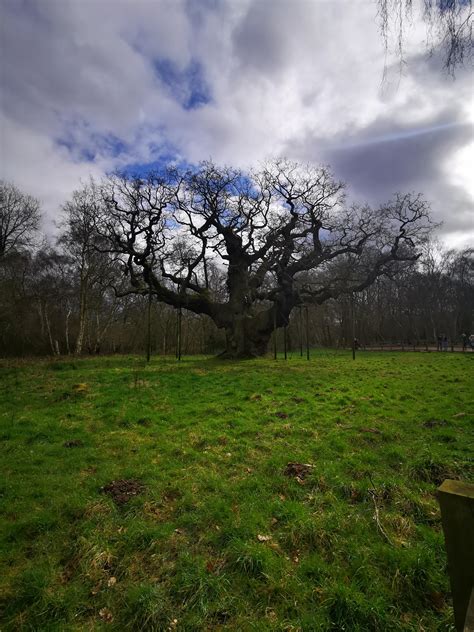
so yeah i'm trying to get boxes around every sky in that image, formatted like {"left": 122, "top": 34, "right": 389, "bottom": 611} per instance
{"left": 0, "top": 0, "right": 473, "bottom": 249}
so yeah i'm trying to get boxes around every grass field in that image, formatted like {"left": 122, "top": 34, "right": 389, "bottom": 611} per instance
{"left": 0, "top": 351, "right": 473, "bottom": 631}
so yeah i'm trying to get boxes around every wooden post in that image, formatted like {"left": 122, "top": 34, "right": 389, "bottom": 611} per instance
{"left": 305, "top": 306, "right": 310, "bottom": 361}
{"left": 273, "top": 305, "right": 277, "bottom": 360}
{"left": 177, "top": 307, "right": 182, "bottom": 362}
{"left": 146, "top": 285, "right": 152, "bottom": 363}
{"left": 351, "top": 293, "right": 356, "bottom": 360}
{"left": 299, "top": 306, "right": 303, "bottom": 357}
{"left": 437, "top": 480, "right": 474, "bottom": 631}
{"left": 175, "top": 308, "right": 179, "bottom": 359}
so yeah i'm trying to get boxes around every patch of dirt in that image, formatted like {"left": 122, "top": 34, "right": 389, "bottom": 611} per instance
{"left": 423, "top": 419, "right": 448, "bottom": 429}
{"left": 63, "top": 439, "right": 84, "bottom": 448}
{"left": 100, "top": 479, "right": 144, "bottom": 505}
{"left": 275, "top": 411, "right": 289, "bottom": 419}
{"left": 283, "top": 462, "right": 314, "bottom": 479}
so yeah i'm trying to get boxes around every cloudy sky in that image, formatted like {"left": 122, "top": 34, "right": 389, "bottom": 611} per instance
{"left": 1, "top": 0, "right": 472, "bottom": 248}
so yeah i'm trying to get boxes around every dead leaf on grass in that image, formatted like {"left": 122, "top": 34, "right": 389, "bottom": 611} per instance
{"left": 72, "top": 383, "right": 89, "bottom": 393}
{"left": 257, "top": 534, "right": 272, "bottom": 542}
{"left": 98, "top": 607, "right": 113, "bottom": 622}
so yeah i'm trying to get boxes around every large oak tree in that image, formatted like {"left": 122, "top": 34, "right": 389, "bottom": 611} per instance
{"left": 99, "top": 160, "right": 434, "bottom": 358}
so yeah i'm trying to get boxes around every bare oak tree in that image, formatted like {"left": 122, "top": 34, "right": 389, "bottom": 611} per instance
{"left": 0, "top": 181, "right": 41, "bottom": 258}
{"left": 99, "top": 160, "right": 434, "bottom": 358}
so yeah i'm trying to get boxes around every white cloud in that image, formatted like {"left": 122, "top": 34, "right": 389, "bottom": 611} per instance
{"left": 0, "top": 0, "right": 472, "bottom": 247}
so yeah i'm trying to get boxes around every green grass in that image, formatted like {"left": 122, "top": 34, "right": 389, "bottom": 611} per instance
{"left": 0, "top": 351, "right": 472, "bottom": 631}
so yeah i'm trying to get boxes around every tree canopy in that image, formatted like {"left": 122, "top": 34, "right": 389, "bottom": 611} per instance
{"left": 98, "top": 160, "right": 434, "bottom": 357}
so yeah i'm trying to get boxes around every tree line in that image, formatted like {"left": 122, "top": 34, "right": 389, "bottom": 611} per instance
{"left": 0, "top": 165, "right": 472, "bottom": 358}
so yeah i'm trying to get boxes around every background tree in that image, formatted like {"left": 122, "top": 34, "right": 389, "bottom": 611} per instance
{"left": 0, "top": 181, "right": 41, "bottom": 258}
{"left": 99, "top": 161, "right": 434, "bottom": 358}
{"left": 58, "top": 181, "right": 114, "bottom": 354}
{"left": 378, "top": 0, "right": 473, "bottom": 75}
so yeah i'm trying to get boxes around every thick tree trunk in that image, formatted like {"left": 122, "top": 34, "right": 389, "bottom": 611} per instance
{"left": 219, "top": 314, "right": 273, "bottom": 359}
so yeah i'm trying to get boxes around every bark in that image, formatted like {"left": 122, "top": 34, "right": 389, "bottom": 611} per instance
{"left": 65, "top": 308, "right": 71, "bottom": 354}
{"left": 44, "top": 307, "right": 57, "bottom": 355}
{"left": 220, "top": 316, "right": 271, "bottom": 358}
{"left": 75, "top": 273, "right": 87, "bottom": 355}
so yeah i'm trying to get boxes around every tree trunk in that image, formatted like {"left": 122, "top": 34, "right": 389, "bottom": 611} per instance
{"left": 75, "top": 277, "right": 87, "bottom": 355}
{"left": 220, "top": 313, "right": 273, "bottom": 359}
{"left": 65, "top": 308, "right": 71, "bottom": 354}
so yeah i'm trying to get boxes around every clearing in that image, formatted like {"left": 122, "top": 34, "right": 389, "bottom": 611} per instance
{"left": 0, "top": 351, "right": 473, "bottom": 630}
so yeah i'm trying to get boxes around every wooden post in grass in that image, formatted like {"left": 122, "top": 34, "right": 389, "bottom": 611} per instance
{"left": 146, "top": 284, "right": 152, "bottom": 363}
{"left": 437, "top": 480, "right": 474, "bottom": 631}
{"left": 273, "top": 306, "right": 277, "bottom": 360}
{"left": 177, "top": 307, "right": 182, "bottom": 361}
{"left": 299, "top": 306, "right": 303, "bottom": 357}
{"left": 305, "top": 306, "right": 310, "bottom": 360}
{"left": 351, "top": 293, "right": 356, "bottom": 360}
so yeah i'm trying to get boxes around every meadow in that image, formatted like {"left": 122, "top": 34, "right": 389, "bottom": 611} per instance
{"left": 0, "top": 351, "right": 473, "bottom": 631}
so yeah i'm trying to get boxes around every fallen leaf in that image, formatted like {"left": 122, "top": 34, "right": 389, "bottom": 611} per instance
{"left": 107, "top": 576, "right": 117, "bottom": 587}
{"left": 257, "top": 534, "right": 272, "bottom": 542}
{"left": 99, "top": 607, "right": 113, "bottom": 622}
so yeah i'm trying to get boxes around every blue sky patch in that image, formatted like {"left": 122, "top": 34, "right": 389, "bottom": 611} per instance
{"left": 56, "top": 128, "right": 128, "bottom": 163}
{"left": 152, "top": 57, "right": 211, "bottom": 110}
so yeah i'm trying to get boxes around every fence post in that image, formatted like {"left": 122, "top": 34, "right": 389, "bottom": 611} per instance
{"left": 437, "top": 480, "right": 474, "bottom": 631}
{"left": 305, "top": 306, "right": 310, "bottom": 361}
{"left": 273, "top": 305, "right": 277, "bottom": 360}
{"left": 146, "top": 285, "right": 152, "bottom": 363}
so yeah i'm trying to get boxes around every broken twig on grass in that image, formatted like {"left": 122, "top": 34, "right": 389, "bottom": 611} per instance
{"left": 368, "top": 476, "right": 393, "bottom": 545}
